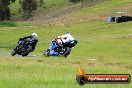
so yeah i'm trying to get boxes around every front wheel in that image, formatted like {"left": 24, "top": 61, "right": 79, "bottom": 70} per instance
{"left": 11, "top": 49, "right": 16, "bottom": 56}
{"left": 43, "top": 49, "right": 50, "bottom": 57}
{"left": 63, "top": 47, "right": 71, "bottom": 57}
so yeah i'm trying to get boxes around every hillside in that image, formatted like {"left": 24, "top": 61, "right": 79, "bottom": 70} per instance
{"left": 0, "top": 0, "right": 132, "bottom": 88}
{"left": 10, "top": 0, "right": 132, "bottom": 25}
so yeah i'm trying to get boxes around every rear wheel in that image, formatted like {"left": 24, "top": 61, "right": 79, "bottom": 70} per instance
{"left": 22, "top": 52, "right": 30, "bottom": 56}
{"left": 21, "top": 46, "right": 32, "bottom": 56}
{"left": 63, "top": 47, "right": 71, "bottom": 57}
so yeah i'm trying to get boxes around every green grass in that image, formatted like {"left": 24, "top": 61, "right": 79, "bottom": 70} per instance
{"left": 0, "top": 20, "right": 132, "bottom": 88}
{"left": 0, "top": 0, "right": 132, "bottom": 88}
{"left": 0, "top": 21, "right": 16, "bottom": 27}
{"left": 66, "top": 0, "right": 132, "bottom": 18}
{"left": 44, "top": 0, "right": 66, "bottom": 10}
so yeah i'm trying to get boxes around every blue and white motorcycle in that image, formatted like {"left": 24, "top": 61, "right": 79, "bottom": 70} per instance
{"left": 43, "top": 40, "right": 78, "bottom": 57}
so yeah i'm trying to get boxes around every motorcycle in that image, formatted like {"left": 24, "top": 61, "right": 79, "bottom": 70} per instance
{"left": 43, "top": 40, "right": 78, "bottom": 57}
{"left": 11, "top": 38, "right": 34, "bottom": 56}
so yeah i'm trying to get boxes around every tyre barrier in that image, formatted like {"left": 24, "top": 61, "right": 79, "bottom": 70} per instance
{"left": 108, "top": 16, "right": 132, "bottom": 23}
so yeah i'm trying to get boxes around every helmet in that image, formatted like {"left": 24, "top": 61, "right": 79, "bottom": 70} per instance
{"left": 57, "top": 36, "right": 61, "bottom": 38}
{"left": 32, "top": 33, "right": 37, "bottom": 37}
{"left": 71, "top": 40, "right": 78, "bottom": 47}
{"left": 66, "top": 32, "right": 70, "bottom": 35}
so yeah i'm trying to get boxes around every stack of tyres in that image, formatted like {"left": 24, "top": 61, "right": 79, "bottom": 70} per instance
{"left": 115, "top": 16, "right": 132, "bottom": 23}
{"left": 115, "top": 16, "right": 122, "bottom": 23}
{"left": 127, "top": 16, "right": 132, "bottom": 21}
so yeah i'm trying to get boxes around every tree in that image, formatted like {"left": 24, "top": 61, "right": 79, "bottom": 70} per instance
{"left": 38, "top": 0, "right": 45, "bottom": 8}
{"left": 19, "top": 0, "right": 38, "bottom": 19}
{"left": 0, "top": 0, "right": 16, "bottom": 21}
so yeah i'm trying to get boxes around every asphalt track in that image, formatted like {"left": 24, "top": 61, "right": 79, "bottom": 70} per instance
{"left": 0, "top": 52, "right": 37, "bottom": 57}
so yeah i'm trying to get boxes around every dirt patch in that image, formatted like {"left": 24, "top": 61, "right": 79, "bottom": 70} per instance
{"left": 105, "top": 63, "right": 122, "bottom": 66}
{"left": 55, "top": 15, "right": 106, "bottom": 25}
{"left": 111, "top": 4, "right": 132, "bottom": 16}
{"left": 118, "top": 4, "right": 132, "bottom": 15}
{"left": 92, "top": 35, "right": 132, "bottom": 40}
{"left": 125, "top": 66, "right": 132, "bottom": 70}
{"left": 104, "top": 63, "right": 132, "bottom": 70}
{"left": 37, "top": 59, "right": 44, "bottom": 63}
{"left": 31, "top": 0, "right": 105, "bottom": 25}
{"left": 86, "top": 63, "right": 95, "bottom": 66}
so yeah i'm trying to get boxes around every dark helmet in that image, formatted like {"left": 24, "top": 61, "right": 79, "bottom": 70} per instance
{"left": 66, "top": 32, "right": 70, "bottom": 35}
{"left": 74, "top": 40, "right": 78, "bottom": 44}
{"left": 70, "top": 40, "right": 78, "bottom": 47}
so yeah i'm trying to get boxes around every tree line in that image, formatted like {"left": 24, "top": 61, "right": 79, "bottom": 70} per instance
{"left": 0, "top": 0, "right": 96, "bottom": 21}
{"left": 0, "top": 0, "right": 38, "bottom": 21}
{"left": 0, "top": 0, "right": 15, "bottom": 21}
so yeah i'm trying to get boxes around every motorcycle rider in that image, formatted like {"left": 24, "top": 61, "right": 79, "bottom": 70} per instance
{"left": 47, "top": 32, "right": 77, "bottom": 56}
{"left": 18, "top": 33, "right": 38, "bottom": 51}
{"left": 55, "top": 32, "right": 75, "bottom": 46}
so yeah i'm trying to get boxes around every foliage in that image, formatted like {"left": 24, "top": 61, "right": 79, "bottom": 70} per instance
{"left": 38, "top": 0, "right": 45, "bottom": 8}
{"left": 0, "top": 21, "right": 16, "bottom": 27}
{"left": 0, "top": 0, "right": 16, "bottom": 21}
{"left": 19, "top": 0, "right": 38, "bottom": 19}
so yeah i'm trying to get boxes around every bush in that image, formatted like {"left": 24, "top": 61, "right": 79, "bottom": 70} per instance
{"left": 0, "top": 21, "right": 16, "bottom": 27}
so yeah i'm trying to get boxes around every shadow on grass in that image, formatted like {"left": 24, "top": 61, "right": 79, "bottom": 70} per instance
{"left": 0, "top": 21, "right": 16, "bottom": 27}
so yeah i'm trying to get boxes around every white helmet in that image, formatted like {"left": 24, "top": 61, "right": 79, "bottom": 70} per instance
{"left": 32, "top": 33, "right": 37, "bottom": 37}
{"left": 57, "top": 36, "right": 61, "bottom": 38}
